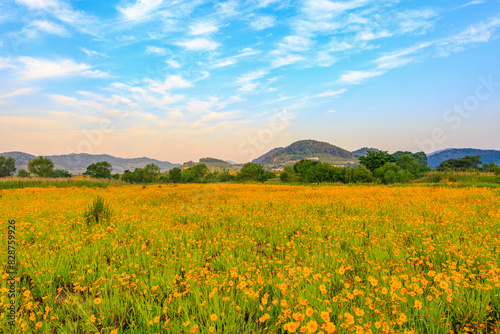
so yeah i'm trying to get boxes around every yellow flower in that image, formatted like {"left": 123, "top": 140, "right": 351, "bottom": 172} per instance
{"left": 285, "top": 322, "right": 299, "bottom": 332}
{"left": 210, "top": 314, "right": 217, "bottom": 321}
{"left": 35, "top": 322, "right": 42, "bottom": 328}
{"left": 414, "top": 300, "right": 422, "bottom": 310}
{"left": 259, "top": 313, "right": 271, "bottom": 322}
{"left": 344, "top": 313, "right": 354, "bottom": 325}
{"left": 94, "top": 297, "right": 101, "bottom": 305}
{"left": 323, "top": 322, "right": 336, "bottom": 333}
{"left": 183, "top": 321, "right": 190, "bottom": 327}
{"left": 306, "top": 307, "right": 314, "bottom": 316}
{"left": 320, "top": 311, "right": 330, "bottom": 323}
{"left": 90, "top": 315, "right": 96, "bottom": 323}
{"left": 307, "top": 320, "right": 318, "bottom": 333}
{"left": 154, "top": 316, "right": 160, "bottom": 323}
{"left": 209, "top": 326, "right": 215, "bottom": 333}
{"left": 439, "top": 281, "right": 449, "bottom": 290}
{"left": 190, "top": 325, "right": 199, "bottom": 333}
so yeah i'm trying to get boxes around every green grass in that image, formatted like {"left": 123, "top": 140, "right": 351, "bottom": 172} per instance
{"left": 0, "top": 177, "right": 126, "bottom": 189}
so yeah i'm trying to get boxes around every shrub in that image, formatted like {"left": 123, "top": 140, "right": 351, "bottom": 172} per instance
{"left": 83, "top": 196, "right": 112, "bottom": 226}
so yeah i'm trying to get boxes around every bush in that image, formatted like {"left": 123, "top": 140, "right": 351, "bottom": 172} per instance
{"left": 83, "top": 196, "right": 112, "bottom": 226}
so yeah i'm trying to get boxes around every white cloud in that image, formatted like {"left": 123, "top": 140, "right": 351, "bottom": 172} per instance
{"left": 145, "top": 45, "right": 167, "bottom": 56}
{"left": 375, "top": 42, "right": 432, "bottom": 69}
{"left": 176, "top": 38, "right": 219, "bottom": 51}
{"left": 80, "top": 48, "right": 107, "bottom": 58}
{"left": 437, "top": 17, "right": 500, "bottom": 56}
{"left": 397, "top": 9, "right": 437, "bottom": 35}
{"left": 0, "top": 88, "right": 36, "bottom": 104}
{"left": 275, "top": 35, "right": 312, "bottom": 53}
{"left": 16, "top": 57, "right": 108, "bottom": 80}
{"left": 31, "top": 20, "right": 69, "bottom": 36}
{"left": 166, "top": 59, "right": 181, "bottom": 68}
{"left": 338, "top": 70, "right": 385, "bottom": 84}
{"left": 212, "top": 59, "right": 236, "bottom": 68}
{"left": 315, "top": 89, "right": 347, "bottom": 98}
{"left": 455, "top": 0, "right": 486, "bottom": 9}
{"left": 216, "top": 1, "right": 239, "bottom": 17}
{"left": 327, "top": 109, "right": 336, "bottom": 113}
{"left": 146, "top": 75, "right": 192, "bottom": 92}
{"left": 250, "top": 15, "right": 276, "bottom": 30}
{"left": 356, "top": 30, "right": 392, "bottom": 41}
{"left": 239, "top": 82, "right": 259, "bottom": 92}
{"left": 16, "top": 0, "right": 98, "bottom": 35}
{"left": 271, "top": 54, "right": 304, "bottom": 68}
{"left": 237, "top": 70, "right": 268, "bottom": 83}
{"left": 118, "top": 0, "right": 163, "bottom": 21}
{"left": 189, "top": 21, "right": 219, "bottom": 35}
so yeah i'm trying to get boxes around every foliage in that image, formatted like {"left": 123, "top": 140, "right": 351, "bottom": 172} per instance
{"left": 121, "top": 164, "right": 161, "bottom": 183}
{"left": 0, "top": 177, "right": 125, "bottom": 189}
{"left": 341, "top": 164, "right": 374, "bottom": 183}
{"left": 168, "top": 167, "right": 182, "bottom": 183}
{"left": 0, "top": 156, "right": 16, "bottom": 177}
{"left": 28, "top": 156, "right": 54, "bottom": 177}
{"left": 237, "top": 163, "right": 272, "bottom": 182}
{"left": 51, "top": 169, "right": 72, "bottom": 178}
{"left": 17, "top": 169, "right": 30, "bottom": 177}
{"left": 84, "top": 161, "right": 113, "bottom": 179}
{"left": 280, "top": 165, "right": 300, "bottom": 183}
{"left": 217, "top": 169, "right": 234, "bottom": 182}
{"left": 358, "top": 150, "right": 396, "bottom": 172}
{"left": 83, "top": 195, "right": 112, "bottom": 226}
{"left": 437, "top": 155, "right": 482, "bottom": 171}
{"left": 374, "top": 162, "right": 413, "bottom": 184}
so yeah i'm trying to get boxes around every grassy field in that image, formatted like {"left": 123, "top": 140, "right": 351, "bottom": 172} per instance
{"left": 0, "top": 177, "right": 126, "bottom": 190}
{"left": 1, "top": 184, "right": 499, "bottom": 333}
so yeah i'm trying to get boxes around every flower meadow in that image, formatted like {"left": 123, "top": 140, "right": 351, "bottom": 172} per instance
{"left": 1, "top": 184, "right": 499, "bottom": 333}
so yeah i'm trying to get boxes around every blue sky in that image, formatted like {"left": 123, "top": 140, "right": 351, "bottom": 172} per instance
{"left": 1, "top": 0, "right": 500, "bottom": 163}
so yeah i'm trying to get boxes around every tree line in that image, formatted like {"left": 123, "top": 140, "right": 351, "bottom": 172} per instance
{"left": 1, "top": 152, "right": 499, "bottom": 185}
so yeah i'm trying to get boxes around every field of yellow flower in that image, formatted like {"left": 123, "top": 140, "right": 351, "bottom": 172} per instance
{"left": 1, "top": 184, "right": 500, "bottom": 333}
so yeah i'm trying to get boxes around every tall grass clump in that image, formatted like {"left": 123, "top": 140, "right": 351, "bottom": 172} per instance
{"left": 0, "top": 177, "right": 125, "bottom": 189}
{"left": 83, "top": 195, "right": 113, "bottom": 226}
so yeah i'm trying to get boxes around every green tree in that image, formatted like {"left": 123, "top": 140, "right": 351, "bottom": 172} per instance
{"left": 437, "top": 155, "right": 482, "bottom": 171}
{"left": 237, "top": 163, "right": 269, "bottom": 182}
{"left": 192, "top": 163, "right": 208, "bottom": 182}
{"left": 52, "top": 169, "right": 72, "bottom": 178}
{"left": 144, "top": 163, "right": 161, "bottom": 182}
{"left": 17, "top": 169, "right": 30, "bottom": 177}
{"left": 280, "top": 166, "right": 300, "bottom": 183}
{"left": 396, "top": 155, "right": 420, "bottom": 178}
{"left": 218, "top": 169, "right": 233, "bottom": 182}
{"left": 374, "top": 163, "right": 413, "bottom": 184}
{"left": 28, "top": 156, "right": 54, "bottom": 177}
{"left": 293, "top": 159, "right": 320, "bottom": 184}
{"left": 168, "top": 167, "right": 182, "bottom": 183}
{"left": 84, "top": 161, "right": 113, "bottom": 178}
{"left": 358, "top": 151, "right": 396, "bottom": 172}
{"left": 0, "top": 156, "right": 16, "bottom": 177}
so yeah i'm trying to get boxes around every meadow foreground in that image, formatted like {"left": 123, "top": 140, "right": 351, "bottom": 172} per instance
{"left": 1, "top": 184, "right": 499, "bottom": 333}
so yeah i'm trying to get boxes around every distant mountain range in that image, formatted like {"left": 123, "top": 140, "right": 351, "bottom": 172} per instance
{"left": 426, "top": 148, "right": 500, "bottom": 168}
{"left": 3, "top": 144, "right": 500, "bottom": 175}
{"left": 0, "top": 152, "right": 180, "bottom": 174}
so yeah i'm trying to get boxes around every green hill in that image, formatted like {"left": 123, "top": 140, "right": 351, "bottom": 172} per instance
{"left": 252, "top": 140, "right": 357, "bottom": 168}
{"left": 183, "top": 158, "right": 241, "bottom": 173}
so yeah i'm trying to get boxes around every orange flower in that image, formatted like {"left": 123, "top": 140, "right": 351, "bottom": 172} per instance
{"left": 320, "top": 311, "right": 330, "bottom": 323}
{"left": 344, "top": 313, "right": 354, "bottom": 325}
{"left": 306, "top": 308, "right": 314, "bottom": 316}
{"left": 210, "top": 314, "right": 217, "bottom": 321}
{"left": 307, "top": 320, "right": 318, "bottom": 333}
{"left": 285, "top": 322, "right": 299, "bottom": 333}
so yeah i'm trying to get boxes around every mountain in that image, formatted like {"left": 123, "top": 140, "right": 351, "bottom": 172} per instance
{"left": 0, "top": 152, "right": 180, "bottom": 175}
{"left": 252, "top": 140, "right": 357, "bottom": 168}
{"left": 352, "top": 147, "right": 381, "bottom": 157}
{"left": 427, "top": 148, "right": 500, "bottom": 168}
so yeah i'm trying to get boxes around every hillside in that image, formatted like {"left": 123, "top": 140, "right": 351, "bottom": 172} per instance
{"left": 0, "top": 152, "right": 180, "bottom": 174}
{"left": 427, "top": 148, "right": 500, "bottom": 168}
{"left": 182, "top": 158, "right": 241, "bottom": 173}
{"left": 252, "top": 140, "right": 357, "bottom": 168}
{"left": 352, "top": 147, "right": 381, "bottom": 157}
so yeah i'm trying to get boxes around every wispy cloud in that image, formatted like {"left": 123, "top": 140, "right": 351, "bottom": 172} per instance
{"left": 145, "top": 75, "right": 192, "bottom": 93}
{"left": 315, "top": 89, "right": 347, "bottom": 98}
{"left": 338, "top": 70, "right": 385, "bottom": 84}
{"left": 436, "top": 17, "right": 500, "bottom": 56}
{"left": 0, "top": 87, "right": 37, "bottom": 104}
{"left": 249, "top": 15, "right": 276, "bottom": 30}
{"left": 117, "top": 0, "right": 163, "bottom": 21}
{"left": 145, "top": 45, "right": 168, "bottom": 56}
{"left": 189, "top": 21, "right": 219, "bottom": 35}
{"left": 16, "top": 57, "right": 108, "bottom": 80}
{"left": 455, "top": 0, "right": 487, "bottom": 10}
{"left": 272, "top": 55, "right": 305, "bottom": 68}
{"left": 176, "top": 38, "right": 219, "bottom": 51}
{"left": 31, "top": 20, "right": 69, "bottom": 36}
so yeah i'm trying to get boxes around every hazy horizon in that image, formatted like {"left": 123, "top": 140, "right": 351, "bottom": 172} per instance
{"left": 1, "top": 0, "right": 500, "bottom": 163}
